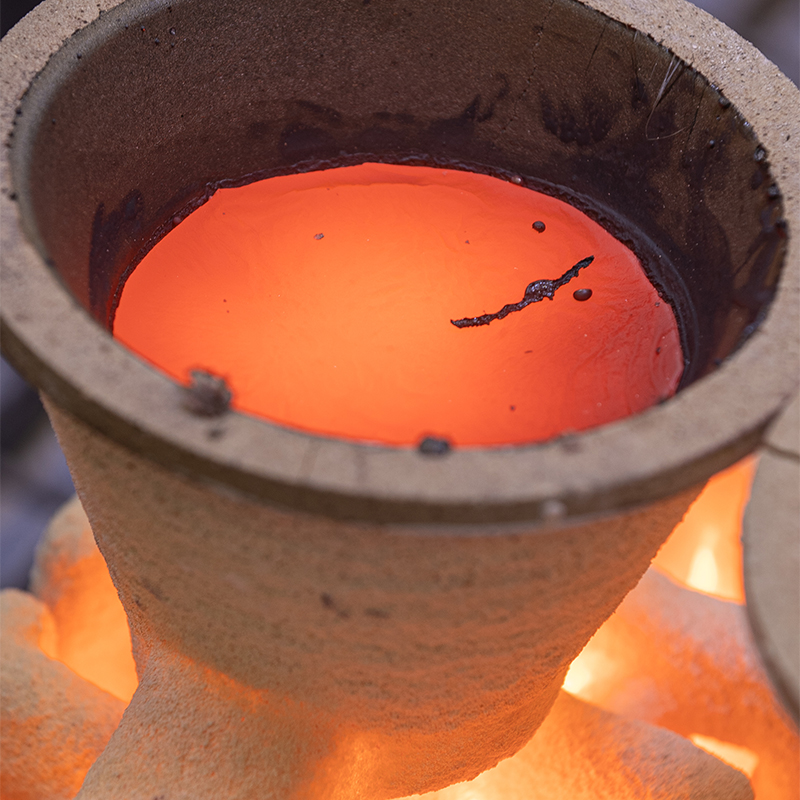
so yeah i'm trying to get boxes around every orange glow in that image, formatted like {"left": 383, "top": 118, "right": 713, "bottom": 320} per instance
{"left": 7, "top": 460, "right": 798, "bottom": 799}
{"left": 652, "top": 457, "right": 757, "bottom": 602}
{"left": 44, "top": 554, "right": 138, "bottom": 703}
{"left": 561, "top": 458, "right": 799, "bottom": 799}
{"left": 690, "top": 734, "right": 759, "bottom": 779}
{"left": 115, "top": 163, "right": 682, "bottom": 446}
{"left": 562, "top": 647, "right": 616, "bottom": 697}
{"left": 37, "top": 603, "right": 59, "bottom": 661}
{"left": 30, "top": 498, "right": 139, "bottom": 702}
{"left": 0, "top": 591, "right": 126, "bottom": 800}
{"left": 403, "top": 691, "right": 755, "bottom": 799}
{"left": 561, "top": 576, "right": 798, "bottom": 799}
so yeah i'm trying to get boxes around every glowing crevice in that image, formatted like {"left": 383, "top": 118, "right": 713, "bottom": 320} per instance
{"left": 689, "top": 734, "right": 759, "bottom": 779}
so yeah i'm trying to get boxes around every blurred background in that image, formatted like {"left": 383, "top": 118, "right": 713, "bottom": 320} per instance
{"left": 1, "top": 0, "right": 798, "bottom": 588}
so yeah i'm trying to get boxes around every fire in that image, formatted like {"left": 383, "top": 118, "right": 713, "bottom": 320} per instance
{"left": 1, "top": 457, "right": 796, "bottom": 799}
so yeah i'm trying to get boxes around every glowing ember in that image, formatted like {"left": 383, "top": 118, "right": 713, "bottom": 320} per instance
{"left": 114, "top": 163, "right": 682, "bottom": 446}
{"left": 563, "top": 582, "right": 797, "bottom": 797}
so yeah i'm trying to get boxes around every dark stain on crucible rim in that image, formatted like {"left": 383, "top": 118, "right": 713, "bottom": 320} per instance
{"left": 182, "top": 369, "right": 232, "bottom": 417}
{"left": 418, "top": 436, "right": 452, "bottom": 455}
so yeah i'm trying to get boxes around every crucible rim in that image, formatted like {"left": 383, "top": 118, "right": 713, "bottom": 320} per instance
{"left": 1, "top": 0, "right": 798, "bottom": 525}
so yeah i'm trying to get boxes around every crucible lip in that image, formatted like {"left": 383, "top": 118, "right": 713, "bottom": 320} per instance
{"left": 1, "top": 0, "right": 798, "bottom": 526}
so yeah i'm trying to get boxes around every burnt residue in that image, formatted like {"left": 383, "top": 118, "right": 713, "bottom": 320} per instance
{"left": 674, "top": 110, "right": 783, "bottom": 373}
{"left": 418, "top": 436, "right": 451, "bottom": 455}
{"left": 677, "top": 125, "right": 737, "bottom": 376}
{"left": 89, "top": 190, "right": 144, "bottom": 323}
{"left": 247, "top": 120, "right": 272, "bottom": 141}
{"left": 423, "top": 79, "right": 509, "bottom": 152}
{"left": 182, "top": 370, "right": 232, "bottom": 417}
{"left": 372, "top": 111, "right": 416, "bottom": 125}
{"left": 540, "top": 91, "right": 617, "bottom": 146}
{"left": 104, "top": 184, "right": 217, "bottom": 331}
{"left": 732, "top": 205, "right": 786, "bottom": 312}
{"left": 630, "top": 73, "right": 649, "bottom": 112}
{"left": 523, "top": 34, "right": 785, "bottom": 384}
{"left": 451, "top": 256, "right": 594, "bottom": 327}
{"left": 274, "top": 100, "right": 349, "bottom": 161}
{"left": 354, "top": 126, "right": 409, "bottom": 153}
{"left": 425, "top": 95, "right": 483, "bottom": 150}
{"left": 279, "top": 123, "right": 339, "bottom": 163}
{"left": 296, "top": 100, "right": 344, "bottom": 126}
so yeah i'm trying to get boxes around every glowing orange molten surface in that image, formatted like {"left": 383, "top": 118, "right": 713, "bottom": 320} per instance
{"left": 114, "top": 163, "right": 682, "bottom": 445}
